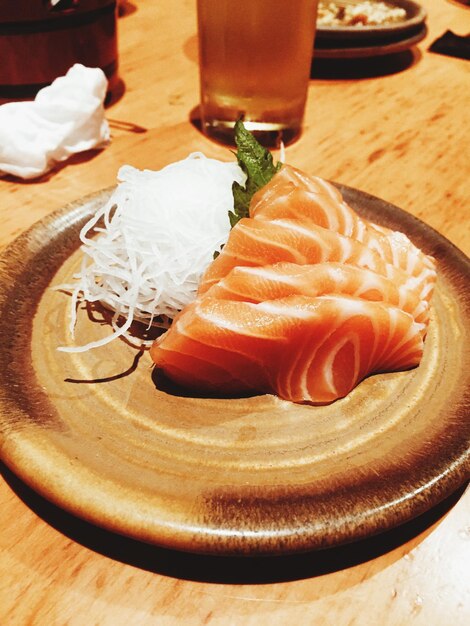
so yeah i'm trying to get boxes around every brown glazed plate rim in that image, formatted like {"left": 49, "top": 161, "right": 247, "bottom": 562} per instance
{"left": 0, "top": 185, "right": 469, "bottom": 557}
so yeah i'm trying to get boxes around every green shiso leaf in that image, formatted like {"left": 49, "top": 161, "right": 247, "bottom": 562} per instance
{"left": 229, "top": 120, "right": 281, "bottom": 228}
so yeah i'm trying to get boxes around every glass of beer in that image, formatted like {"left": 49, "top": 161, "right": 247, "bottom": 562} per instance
{"left": 197, "top": 0, "right": 318, "bottom": 147}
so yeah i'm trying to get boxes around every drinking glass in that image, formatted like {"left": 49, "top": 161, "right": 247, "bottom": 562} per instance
{"left": 197, "top": 0, "right": 318, "bottom": 147}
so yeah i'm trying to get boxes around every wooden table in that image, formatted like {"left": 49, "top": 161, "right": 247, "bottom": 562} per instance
{"left": 1, "top": 1, "right": 469, "bottom": 624}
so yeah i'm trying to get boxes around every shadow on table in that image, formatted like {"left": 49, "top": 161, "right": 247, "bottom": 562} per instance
{"left": 118, "top": 1, "right": 138, "bottom": 18}
{"left": 1, "top": 461, "right": 467, "bottom": 584}
{"left": 311, "top": 49, "right": 420, "bottom": 80}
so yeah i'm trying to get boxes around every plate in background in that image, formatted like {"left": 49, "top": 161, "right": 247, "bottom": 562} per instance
{"left": 314, "top": 23, "right": 427, "bottom": 58}
{"left": 316, "top": 0, "right": 427, "bottom": 42}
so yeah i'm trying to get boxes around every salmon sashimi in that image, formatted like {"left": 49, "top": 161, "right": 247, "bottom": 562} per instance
{"left": 151, "top": 162, "right": 436, "bottom": 404}
{"left": 205, "top": 262, "right": 429, "bottom": 325}
{"left": 198, "top": 217, "right": 434, "bottom": 304}
{"left": 250, "top": 164, "right": 368, "bottom": 239}
{"left": 250, "top": 165, "right": 436, "bottom": 281}
{"left": 150, "top": 295, "right": 424, "bottom": 404}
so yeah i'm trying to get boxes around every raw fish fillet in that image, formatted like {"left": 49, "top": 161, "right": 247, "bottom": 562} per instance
{"left": 150, "top": 295, "right": 425, "bottom": 404}
{"left": 198, "top": 217, "right": 434, "bottom": 304}
{"left": 250, "top": 164, "right": 367, "bottom": 237}
{"left": 205, "top": 262, "right": 429, "bottom": 326}
{"left": 251, "top": 165, "right": 436, "bottom": 281}
{"left": 151, "top": 166, "right": 436, "bottom": 404}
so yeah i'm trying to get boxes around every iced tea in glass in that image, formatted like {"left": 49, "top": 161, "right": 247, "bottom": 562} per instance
{"left": 197, "top": 0, "right": 318, "bottom": 147}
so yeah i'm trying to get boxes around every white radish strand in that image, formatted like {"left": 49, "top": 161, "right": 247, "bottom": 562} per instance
{"left": 56, "top": 153, "right": 245, "bottom": 352}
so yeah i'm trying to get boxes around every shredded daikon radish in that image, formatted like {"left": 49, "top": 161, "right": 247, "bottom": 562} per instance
{"left": 57, "top": 153, "right": 246, "bottom": 352}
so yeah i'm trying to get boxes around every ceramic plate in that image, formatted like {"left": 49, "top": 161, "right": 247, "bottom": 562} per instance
{"left": 316, "top": 0, "right": 427, "bottom": 41}
{"left": 0, "top": 187, "right": 469, "bottom": 556}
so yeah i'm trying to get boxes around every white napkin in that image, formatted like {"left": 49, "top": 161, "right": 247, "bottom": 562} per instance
{"left": 0, "top": 64, "right": 110, "bottom": 179}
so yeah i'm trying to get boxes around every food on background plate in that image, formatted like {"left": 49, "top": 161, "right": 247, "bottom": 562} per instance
{"left": 317, "top": 1, "right": 407, "bottom": 27}
{"left": 150, "top": 122, "right": 436, "bottom": 404}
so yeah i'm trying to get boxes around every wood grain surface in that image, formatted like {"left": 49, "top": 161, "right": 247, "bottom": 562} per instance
{"left": 0, "top": 1, "right": 469, "bottom": 624}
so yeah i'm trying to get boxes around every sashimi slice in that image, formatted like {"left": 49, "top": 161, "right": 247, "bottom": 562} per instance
{"left": 150, "top": 295, "right": 424, "bottom": 404}
{"left": 150, "top": 304, "right": 274, "bottom": 394}
{"left": 205, "top": 262, "right": 429, "bottom": 325}
{"left": 250, "top": 164, "right": 367, "bottom": 239}
{"left": 358, "top": 225, "right": 436, "bottom": 284}
{"left": 250, "top": 165, "right": 436, "bottom": 282}
{"left": 198, "top": 217, "right": 434, "bottom": 304}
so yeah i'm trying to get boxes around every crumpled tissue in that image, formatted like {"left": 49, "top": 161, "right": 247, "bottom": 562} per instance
{"left": 0, "top": 64, "right": 110, "bottom": 179}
